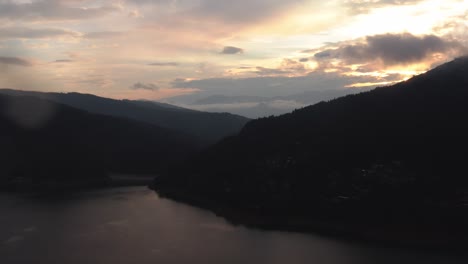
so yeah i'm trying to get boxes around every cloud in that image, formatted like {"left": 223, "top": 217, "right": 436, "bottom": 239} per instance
{"left": 232, "top": 59, "right": 308, "bottom": 77}
{"left": 0, "top": 56, "right": 33, "bottom": 67}
{"left": 172, "top": 90, "right": 368, "bottom": 118}
{"left": 54, "top": 74, "right": 114, "bottom": 88}
{"left": 301, "top": 49, "right": 316, "bottom": 54}
{"left": 148, "top": 62, "right": 179, "bottom": 66}
{"left": 221, "top": 46, "right": 244, "bottom": 55}
{"left": 130, "top": 82, "right": 159, "bottom": 91}
{"left": 75, "top": 78, "right": 114, "bottom": 88}
{"left": 314, "top": 33, "right": 467, "bottom": 67}
{"left": 0, "top": 27, "right": 81, "bottom": 40}
{"left": 433, "top": 11, "right": 468, "bottom": 47}
{"left": 84, "top": 31, "right": 124, "bottom": 39}
{"left": 128, "top": 10, "right": 143, "bottom": 18}
{"left": 345, "top": 0, "right": 425, "bottom": 14}
{"left": 171, "top": 70, "right": 392, "bottom": 97}
{"left": 254, "top": 67, "right": 289, "bottom": 76}
{"left": 280, "top": 59, "right": 307, "bottom": 73}
{"left": 0, "top": 0, "right": 121, "bottom": 21}
{"left": 313, "top": 50, "right": 332, "bottom": 58}
{"left": 53, "top": 59, "right": 74, "bottom": 63}
{"left": 181, "top": 0, "right": 305, "bottom": 24}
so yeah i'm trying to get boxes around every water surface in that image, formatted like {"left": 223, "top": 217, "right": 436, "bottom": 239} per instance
{"left": 0, "top": 187, "right": 465, "bottom": 264}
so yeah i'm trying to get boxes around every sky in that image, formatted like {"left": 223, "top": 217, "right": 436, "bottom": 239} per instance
{"left": 0, "top": 0, "right": 467, "bottom": 116}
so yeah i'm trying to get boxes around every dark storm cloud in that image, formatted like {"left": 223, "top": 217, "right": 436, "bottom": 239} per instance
{"left": 0, "top": 56, "right": 33, "bottom": 67}
{"left": 221, "top": 46, "right": 244, "bottom": 55}
{"left": 130, "top": 82, "right": 159, "bottom": 91}
{"left": 315, "top": 33, "right": 467, "bottom": 66}
{"left": 0, "top": 0, "right": 120, "bottom": 21}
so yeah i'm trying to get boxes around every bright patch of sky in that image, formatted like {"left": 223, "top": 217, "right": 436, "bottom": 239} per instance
{"left": 0, "top": 0, "right": 466, "bottom": 108}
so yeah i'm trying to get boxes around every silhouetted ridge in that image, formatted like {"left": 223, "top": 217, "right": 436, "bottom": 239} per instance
{"left": 0, "top": 90, "right": 249, "bottom": 146}
{"left": 155, "top": 57, "right": 468, "bottom": 226}
{"left": 0, "top": 94, "right": 197, "bottom": 187}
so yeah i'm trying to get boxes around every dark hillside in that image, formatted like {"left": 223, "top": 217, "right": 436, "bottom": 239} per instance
{"left": 0, "top": 90, "right": 249, "bottom": 146}
{"left": 155, "top": 57, "right": 468, "bottom": 229}
{"left": 0, "top": 94, "right": 196, "bottom": 187}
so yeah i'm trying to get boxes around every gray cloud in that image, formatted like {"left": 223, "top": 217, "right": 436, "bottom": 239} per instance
{"left": 54, "top": 74, "right": 113, "bottom": 88}
{"left": 148, "top": 62, "right": 179, "bottom": 66}
{"left": 433, "top": 12, "right": 468, "bottom": 47}
{"left": 301, "top": 49, "right": 316, "bottom": 53}
{"left": 0, "top": 0, "right": 120, "bottom": 21}
{"left": 236, "top": 59, "right": 307, "bottom": 76}
{"left": 53, "top": 59, "right": 74, "bottom": 63}
{"left": 315, "top": 33, "right": 467, "bottom": 66}
{"left": 84, "top": 31, "right": 124, "bottom": 39}
{"left": 0, "top": 56, "right": 33, "bottom": 67}
{"left": 75, "top": 78, "right": 113, "bottom": 88}
{"left": 170, "top": 87, "right": 373, "bottom": 118}
{"left": 254, "top": 67, "right": 289, "bottom": 76}
{"left": 125, "top": 0, "right": 305, "bottom": 27}
{"left": 185, "top": 0, "right": 304, "bottom": 24}
{"left": 280, "top": 59, "right": 306, "bottom": 72}
{"left": 314, "top": 50, "right": 332, "bottom": 58}
{"left": 171, "top": 70, "right": 393, "bottom": 97}
{"left": 130, "top": 82, "right": 159, "bottom": 91}
{"left": 221, "top": 46, "right": 244, "bottom": 55}
{"left": 0, "top": 27, "right": 80, "bottom": 40}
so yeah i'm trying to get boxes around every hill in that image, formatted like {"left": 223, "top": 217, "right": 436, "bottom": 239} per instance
{"left": 0, "top": 94, "right": 197, "bottom": 188}
{"left": 0, "top": 90, "right": 249, "bottom": 146}
{"left": 153, "top": 56, "right": 468, "bottom": 246}
{"left": 171, "top": 89, "right": 365, "bottom": 118}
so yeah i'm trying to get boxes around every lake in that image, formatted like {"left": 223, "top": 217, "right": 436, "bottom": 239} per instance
{"left": 0, "top": 187, "right": 465, "bottom": 264}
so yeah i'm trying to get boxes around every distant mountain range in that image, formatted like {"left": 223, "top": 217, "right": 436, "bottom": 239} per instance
{"left": 0, "top": 89, "right": 249, "bottom": 146}
{"left": 167, "top": 89, "right": 371, "bottom": 118}
{"left": 192, "top": 90, "right": 365, "bottom": 105}
{"left": 154, "top": 56, "right": 468, "bottom": 231}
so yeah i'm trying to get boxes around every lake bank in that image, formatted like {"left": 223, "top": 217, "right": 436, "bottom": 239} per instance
{"left": 151, "top": 184, "right": 468, "bottom": 253}
{"left": 0, "top": 174, "right": 155, "bottom": 193}
{"left": 2, "top": 186, "right": 468, "bottom": 264}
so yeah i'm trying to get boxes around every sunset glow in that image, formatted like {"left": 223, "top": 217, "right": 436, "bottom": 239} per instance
{"left": 0, "top": 0, "right": 466, "bottom": 104}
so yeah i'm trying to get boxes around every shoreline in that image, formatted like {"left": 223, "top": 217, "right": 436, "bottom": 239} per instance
{"left": 0, "top": 174, "right": 155, "bottom": 193}
{"left": 151, "top": 185, "right": 468, "bottom": 254}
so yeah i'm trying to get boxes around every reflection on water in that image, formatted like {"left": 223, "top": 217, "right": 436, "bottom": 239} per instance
{"left": 0, "top": 187, "right": 465, "bottom": 264}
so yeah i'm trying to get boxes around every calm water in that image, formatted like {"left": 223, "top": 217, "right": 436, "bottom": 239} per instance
{"left": 0, "top": 187, "right": 465, "bottom": 264}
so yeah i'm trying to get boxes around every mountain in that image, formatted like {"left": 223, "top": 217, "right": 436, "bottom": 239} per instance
{"left": 171, "top": 89, "right": 368, "bottom": 118}
{"left": 193, "top": 95, "right": 269, "bottom": 105}
{"left": 0, "top": 89, "right": 249, "bottom": 146}
{"left": 0, "top": 94, "right": 197, "bottom": 188}
{"left": 191, "top": 90, "right": 364, "bottom": 106}
{"left": 153, "top": 57, "right": 468, "bottom": 236}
